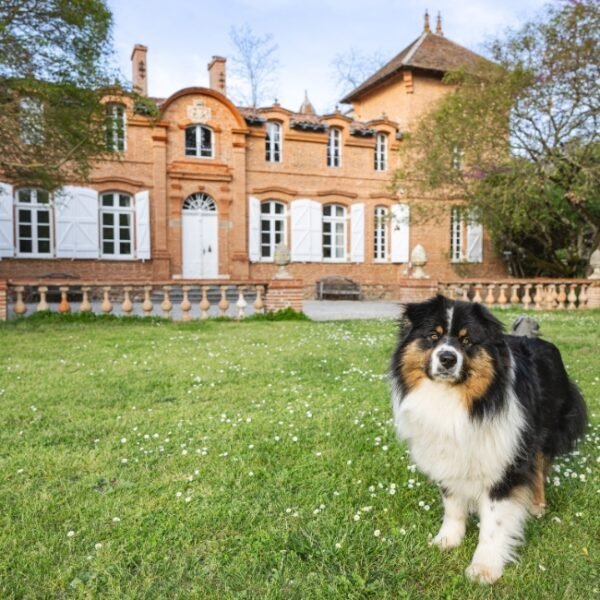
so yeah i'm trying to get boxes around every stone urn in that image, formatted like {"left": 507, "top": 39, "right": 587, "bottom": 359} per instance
{"left": 588, "top": 247, "right": 600, "bottom": 279}
{"left": 410, "top": 244, "right": 429, "bottom": 279}
{"left": 273, "top": 243, "right": 292, "bottom": 279}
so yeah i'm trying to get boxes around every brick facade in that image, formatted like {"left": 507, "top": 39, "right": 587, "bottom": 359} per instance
{"left": 0, "top": 24, "right": 508, "bottom": 299}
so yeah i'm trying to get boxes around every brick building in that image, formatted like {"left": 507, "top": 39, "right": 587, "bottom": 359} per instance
{"left": 0, "top": 15, "right": 507, "bottom": 298}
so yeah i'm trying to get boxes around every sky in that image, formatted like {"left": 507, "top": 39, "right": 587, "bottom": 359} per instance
{"left": 106, "top": 0, "right": 551, "bottom": 114}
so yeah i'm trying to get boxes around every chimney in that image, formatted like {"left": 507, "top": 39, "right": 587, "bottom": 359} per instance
{"left": 436, "top": 12, "right": 443, "bottom": 36}
{"left": 208, "top": 56, "right": 226, "bottom": 95}
{"left": 131, "top": 44, "right": 148, "bottom": 96}
{"left": 423, "top": 9, "right": 431, "bottom": 33}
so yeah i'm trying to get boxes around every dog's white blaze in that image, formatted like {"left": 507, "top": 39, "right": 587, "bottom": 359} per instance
{"left": 392, "top": 357, "right": 525, "bottom": 501}
{"left": 446, "top": 307, "right": 454, "bottom": 332}
{"left": 430, "top": 343, "right": 463, "bottom": 378}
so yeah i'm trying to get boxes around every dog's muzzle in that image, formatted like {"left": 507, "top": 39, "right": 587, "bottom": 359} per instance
{"left": 430, "top": 345, "right": 463, "bottom": 381}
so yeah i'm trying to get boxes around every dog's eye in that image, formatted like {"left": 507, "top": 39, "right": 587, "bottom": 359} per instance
{"left": 429, "top": 333, "right": 439, "bottom": 341}
{"left": 461, "top": 337, "right": 471, "bottom": 346}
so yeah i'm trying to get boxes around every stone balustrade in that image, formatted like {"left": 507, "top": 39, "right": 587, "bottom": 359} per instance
{"left": 2, "top": 280, "right": 284, "bottom": 321}
{"left": 438, "top": 279, "right": 598, "bottom": 309}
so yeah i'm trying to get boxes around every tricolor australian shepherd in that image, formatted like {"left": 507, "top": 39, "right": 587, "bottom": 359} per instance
{"left": 390, "top": 295, "right": 587, "bottom": 584}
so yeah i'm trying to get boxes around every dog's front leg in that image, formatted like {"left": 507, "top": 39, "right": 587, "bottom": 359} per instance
{"left": 466, "top": 491, "right": 529, "bottom": 584}
{"left": 431, "top": 490, "right": 468, "bottom": 549}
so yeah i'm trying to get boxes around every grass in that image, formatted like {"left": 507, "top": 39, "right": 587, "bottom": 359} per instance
{"left": 0, "top": 310, "right": 598, "bottom": 599}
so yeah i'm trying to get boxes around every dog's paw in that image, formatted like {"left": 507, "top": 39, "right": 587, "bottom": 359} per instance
{"left": 430, "top": 529, "right": 464, "bottom": 550}
{"left": 465, "top": 562, "right": 503, "bottom": 585}
{"left": 530, "top": 502, "right": 546, "bottom": 518}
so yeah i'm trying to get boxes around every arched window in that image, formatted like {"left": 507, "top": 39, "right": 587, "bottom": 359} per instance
{"left": 100, "top": 192, "right": 134, "bottom": 257}
{"left": 185, "top": 125, "right": 214, "bottom": 158}
{"left": 15, "top": 188, "right": 52, "bottom": 256}
{"left": 374, "top": 206, "right": 388, "bottom": 260}
{"left": 327, "top": 127, "right": 342, "bottom": 167}
{"left": 322, "top": 204, "right": 346, "bottom": 260}
{"left": 265, "top": 121, "right": 282, "bottom": 162}
{"left": 260, "top": 200, "right": 286, "bottom": 259}
{"left": 105, "top": 103, "right": 126, "bottom": 152}
{"left": 374, "top": 132, "right": 387, "bottom": 171}
{"left": 183, "top": 193, "right": 216, "bottom": 212}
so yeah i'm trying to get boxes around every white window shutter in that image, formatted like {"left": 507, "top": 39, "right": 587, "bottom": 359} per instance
{"left": 248, "top": 196, "right": 261, "bottom": 262}
{"left": 0, "top": 182, "right": 14, "bottom": 257}
{"left": 135, "top": 190, "right": 151, "bottom": 259}
{"left": 467, "top": 214, "right": 483, "bottom": 263}
{"left": 291, "top": 199, "right": 322, "bottom": 262}
{"left": 391, "top": 203, "right": 410, "bottom": 263}
{"left": 56, "top": 186, "right": 99, "bottom": 258}
{"left": 350, "top": 203, "right": 365, "bottom": 263}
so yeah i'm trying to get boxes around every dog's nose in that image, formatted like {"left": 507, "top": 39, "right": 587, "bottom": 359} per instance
{"left": 438, "top": 351, "right": 458, "bottom": 369}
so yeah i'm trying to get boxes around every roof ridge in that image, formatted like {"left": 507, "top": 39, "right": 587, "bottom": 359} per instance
{"left": 402, "top": 32, "right": 428, "bottom": 66}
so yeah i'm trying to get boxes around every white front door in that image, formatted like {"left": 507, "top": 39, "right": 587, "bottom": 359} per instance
{"left": 182, "top": 194, "right": 218, "bottom": 279}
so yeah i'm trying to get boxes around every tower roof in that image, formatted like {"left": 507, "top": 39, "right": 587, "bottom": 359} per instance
{"left": 298, "top": 90, "right": 316, "bottom": 115}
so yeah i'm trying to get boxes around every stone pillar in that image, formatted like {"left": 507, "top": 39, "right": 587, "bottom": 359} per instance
{"left": 0, "top": 280, "right": 6, "bottom": 321}
{"left": 264, "top": 279, "right": 304, "bottom": 313}
{"left": 151, "top": 128, "right": 171, "bottom": 279}
{"left": 586, "top": 281, "right": 600, "bottom": 308}
{"left": 397, "top": 280, "right": 439, "bottom": 303}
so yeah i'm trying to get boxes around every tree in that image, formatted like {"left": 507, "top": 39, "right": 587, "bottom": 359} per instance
{"left": 229, "top": 24, "right": 280, "bottom": 107}
{"left": 0, "top": 0, "right": 121, "bottom": 190}
{"left": 332, "top": 47, "right": 388, "bottom": 99}
{"left": 395, "top": 0, "right": 600, "bottom": 277}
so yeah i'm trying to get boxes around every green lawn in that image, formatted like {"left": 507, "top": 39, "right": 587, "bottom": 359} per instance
{"left": 0, "top": 311, "right": 598, "bottom": 599}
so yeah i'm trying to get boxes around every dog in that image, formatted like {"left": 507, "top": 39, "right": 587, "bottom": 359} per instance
{"left": 390, "top": 295, "right": 587, "bottom": 584}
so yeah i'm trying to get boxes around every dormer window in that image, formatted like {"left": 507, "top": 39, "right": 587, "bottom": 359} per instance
{"left": 374, "top": 132, "right": 387, "bottom": 171}
{"left": 185, "top": 125, "right": 214, "bottom": 158}
{"left": 105, "top": 103, "right": 126, "bottom": 152}
{"left": 327, "top": 128, "right": 342, "bottom": 168}
{"left": 265, "top": 121, "right": 281, "bottom": 162}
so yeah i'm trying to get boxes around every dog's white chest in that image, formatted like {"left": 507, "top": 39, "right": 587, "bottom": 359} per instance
{"left": 392, "top": 379, "right": 523, "bottom": 498}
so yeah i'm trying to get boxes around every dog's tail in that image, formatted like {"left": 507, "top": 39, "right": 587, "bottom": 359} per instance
{"left": 554, "top": 379, "right": 588, "bottom": 455}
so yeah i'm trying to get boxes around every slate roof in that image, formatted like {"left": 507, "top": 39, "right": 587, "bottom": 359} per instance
{"left": 340, "top": 31, "right": 486, "bottom": 104}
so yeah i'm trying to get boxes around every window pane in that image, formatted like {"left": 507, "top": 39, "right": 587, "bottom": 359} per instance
{"left": 103, "top": 241, "right": 114, "bottom": 254}
{"left": 261, "top": 232, "right": 270, "bottom": 244}
{"left": 101, "top": 194, "right": 113, "bottom": 207}
{"left": 18, "top": 189, "right": 32, "bottom": 203}
{"left": 103, "top": 227, "right": 114, "bottom": 240}
{"left": 185, "top": 127, "right": 197, "bottom": 155}
{"left": 37, "top": 225, "right": 50, "bottom": 238}
{"left": 37, "top": 190, "right": 49, "bottom": 204}
{"left": 19, "top": 239, "right": 32, "bottom": 253}
{"left": 18, "top": 209, "right": 31, "bottom": 223}
{"left": 119, "top": 194, "right": 131, "bottom": 207}
{"left": 103, "top": 213, "right": 114, "bottom": 226}
{"left": 274, "top": 203, "right": 284, "bottom": 214}
{"left": 261, "top": 203, "right": 270, "bottom": 214}
{"left": 119, "top": 213, "right": 130, "bottom": 227}
{"left": 38, "top": 240, "right": 50, "bottom": 253}
{"left": 120, "top": 227, "right": 131, "bottom": 241}
{"left": 201, "top": 127, "right": 212, "bottom": 149}
{"left": 37, "top": 210, "right": 49, "bottom": 224}
{"left": 323, "top": 205, "right": 332, "bottom": 217}
{"left": 120, "top": 242, "right": 131, "bottom": 254}
{"left": 19, "top": 224, "right": 31, "bottom": 237}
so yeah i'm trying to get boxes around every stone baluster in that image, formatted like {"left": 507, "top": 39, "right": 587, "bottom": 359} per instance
{"left": 545, "top": 284, "right": 557, "bottom": 310}
{"left": 161, "top": 286, "right": 173, "bottom": 319}
{"left": 473, "top": 284, "right": 483, "bottom": 303}
{"left": 218, "top": 285, "right": 229, "bottom": 317}
{"left": 181, "top": 285, "right": 192, "bottom": 321}
{"left": 522, "top": 284, "right": 532, "bottom": 310}
{"left": 101, "top": 286, "right": 113, "bottom": 314}
{"left": 534, "top": 284, "right": 544, "bottom": 310}
{"left": 484, "top": 284, "right": 495, "bottom": 305}
{"left": 37, "top": 286, "right": 49, "bottom": 312}
{"left": 142, "top": 286, "right": 154, "bottom": 316}
{"left": 236, "top": 286, "right": 247, "bottom": 319}
{"left": 58, "top": 286, "right": 71, "bottom": 313}
{"left": 447, "top": 284, "right": 457, "bottom": 300}
{"left": 557, "top": 284, "right": 567, "bottom": 309}
{"left": 122, "top": 287, "right": 134, "bottom": 316}
{"left": 498, "top": 284, "right": 508, "bottom": 307}
{"left": 579, "top": 284, "right": 588, "bottom": 308}
{"left": 200, "top": 286, "right": 210, "bottom": 319}
{"left": 254, "top": 285, "right": 265, "bottom": 314}
{"left": 567, "top": 284, "right": 577, "bottom": 310}
{"left": 80, "top": 286, "right": 92, "bottom": 312}
{"left": 14, "top": 286, "right": 27, "bottom": 316}
{"left": 461, "top": 284, "right": 470, "bottom": 302}
{"left": 510, "top": 284, "right": 520, "bottom": 307}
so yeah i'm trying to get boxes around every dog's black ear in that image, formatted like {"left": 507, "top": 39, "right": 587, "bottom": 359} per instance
{"left": 402, "top": 294, "right": 447, "bottom": 326}
{"left": 472, "top": 302, "right": 505, "bottom": 336}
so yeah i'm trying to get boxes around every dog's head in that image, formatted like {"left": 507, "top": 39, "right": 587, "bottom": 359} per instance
{"left": 396, "top": 295, "right": 504, "bottom": 391}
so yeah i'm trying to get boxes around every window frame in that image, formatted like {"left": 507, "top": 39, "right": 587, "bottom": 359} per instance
{"left": 327, "top": 127, "right": 342, "bottom": 168}
{"left": 260, "top": 200, "right": 287, "bottom": 260}
{"left": 373, "top": 205, "right": 389, "bottom": 261}
{"left": 450, "top": 206, "right": 465, "bottom": 262}
{"left": 322, "top": 203, "right": 347, "bottom": 262}
{"left": 105, "top": 103, "right": 127, "bottom": 153}
{"left": 100, "top": 191, "right": 135, "bottom": 259}
{"left": 185, "top": 124, "right": 215, "bottom": 159}
{"left": 265, "top": 121, "right": 282, "bottom": 163}
{"left": 15, "top": 188, "right": 53, "bottom": 258}
{"left": 374, "top": 132, "right": 388, "bottom": 172}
